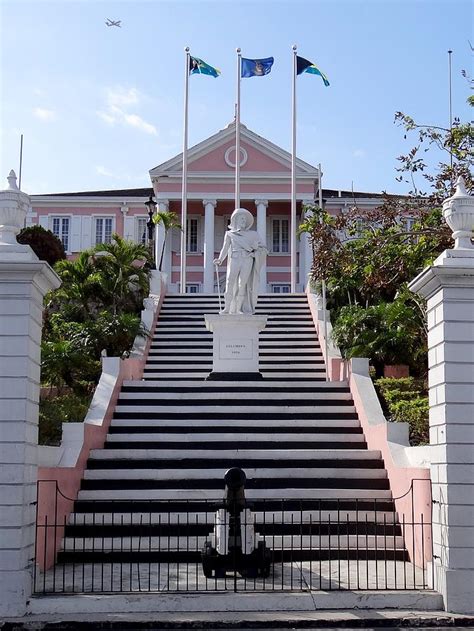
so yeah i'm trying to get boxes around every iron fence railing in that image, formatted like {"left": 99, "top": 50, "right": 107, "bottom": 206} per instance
{"left": 34, "top": 479, "right": 433, "bottom": 594}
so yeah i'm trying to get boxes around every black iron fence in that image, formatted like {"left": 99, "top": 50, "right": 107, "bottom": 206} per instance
{"left": 34, "top": 479, "right": 433, "bottom": 594}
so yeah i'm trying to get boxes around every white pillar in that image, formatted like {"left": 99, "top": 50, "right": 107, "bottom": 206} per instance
{"left": 255, "top": 199, "right": 268, "bottom": 293}
{"left": 0, "top": 171, "right": 60, "bottom": 617}
{"left": 408, "top": 177, "right": 474, "bottom": 614}
{"left": 203, "top": 199, "right": 217, "bottom": 294}
{"left": 300, "top": 208, "right": 313, "bottom": 290}
{"left": 156, "top": 200, "right": 171, "bottom": 279}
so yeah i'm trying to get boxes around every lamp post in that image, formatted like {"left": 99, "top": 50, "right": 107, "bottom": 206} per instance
{"left": 144, "top": 193, "right": 157, "bottom": 269}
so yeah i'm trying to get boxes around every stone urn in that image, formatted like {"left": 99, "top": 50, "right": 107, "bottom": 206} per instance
{"left": 0, "top": 170, "right": 30, "bottom": 246}
{"left": 442, "top": 176, "right": 474, "bottom": 250}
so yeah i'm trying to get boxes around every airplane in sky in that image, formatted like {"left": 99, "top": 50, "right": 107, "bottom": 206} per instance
{"left": 105, "top": 18, "right": 121, "bottom": 27}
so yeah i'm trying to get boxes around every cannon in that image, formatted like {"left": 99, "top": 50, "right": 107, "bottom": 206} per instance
{"left": 201, "top": 467, "right": 272, "bottom": 579}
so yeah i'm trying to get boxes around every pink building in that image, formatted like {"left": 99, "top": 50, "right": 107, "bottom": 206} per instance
{"left": 29, "top": 122, "right": 383, "bottom": 293}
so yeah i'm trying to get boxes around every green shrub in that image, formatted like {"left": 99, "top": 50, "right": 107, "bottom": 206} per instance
{"left": 39, "top": 393, "right": 92, "bottom": 446}
{"left": 374, "top": 377, "right": 429, "bottom": 446}
{"left": 17, "top": 225, "right": 66, "bottom": 266}
{"left": 390, "top": 398, "right": 429, "bottom": 445}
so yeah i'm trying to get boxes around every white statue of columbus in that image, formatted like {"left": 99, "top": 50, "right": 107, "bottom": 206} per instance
{"left": 213, "top": 208, "right": 267, "bottom": 315}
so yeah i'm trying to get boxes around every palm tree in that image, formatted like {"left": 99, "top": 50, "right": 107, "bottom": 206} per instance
{"left": 93, "top": 234, "right": 151, "bottom": 314}
{"left": 54, "top": 251, "right": 102, "bottom": 319}
{"left": 153, "top": 211, "right": 182, "bottom": 272}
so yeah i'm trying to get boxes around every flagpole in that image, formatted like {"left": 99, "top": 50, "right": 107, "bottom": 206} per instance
{"left": 318, "top": 162, "right": 329, "bottom": 368}
{"left": 290, "top": 45, "right": 297, "bottom": 293}
{"left": 180, "top": 46, "right": 190, "bottom": 294}
{"left": 235, "top": 47, "right": 241, "bottom": 209}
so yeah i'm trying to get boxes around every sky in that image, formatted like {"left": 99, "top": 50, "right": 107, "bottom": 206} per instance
{"left": 0, "top": 0, "right": 472, "bottom": 197}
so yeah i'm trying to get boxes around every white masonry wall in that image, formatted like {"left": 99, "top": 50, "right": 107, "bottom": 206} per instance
{"left": 0, "top": 172, "right": 60, "bottom": 617}
{"left": 409, "top": 178, "right": 474, "bottom": 613}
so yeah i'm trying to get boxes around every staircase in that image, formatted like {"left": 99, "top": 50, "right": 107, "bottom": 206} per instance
{"left": 55, "top": 294, "right": 406, "bottom": 585}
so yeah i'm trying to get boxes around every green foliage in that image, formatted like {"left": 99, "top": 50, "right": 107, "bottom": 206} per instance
{"left": 39, "top": 393, "right": 92, "bottom": 446}
{"left": 40, "top": 235, "right": 152, "bottom": 444}
{"left": 152, "top": 211, "right": 181, "bottom": 271}
{"left": 17, "top": 225, "right": 66, "bottom": 266}
{"left": 375, "top": 377, "right": 429, "bottom": 445}
{"left": 331, "top": 289, "right": 427, "bottom": 375}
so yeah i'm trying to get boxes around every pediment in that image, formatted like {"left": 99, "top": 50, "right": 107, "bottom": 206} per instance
{"left": 149, "top": 122, "right": 318, "bottom": 179}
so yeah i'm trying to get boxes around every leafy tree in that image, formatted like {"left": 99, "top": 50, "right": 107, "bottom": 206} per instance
{"left": 152, "top": 210, "right": 181, "bottom": 271}
{"left": 17, "top": 225, "right": 66, "bottom": 266}
{"left": 53, "top": 251, "right": 102, "bottom": 319}
{"left": 299, "top": 103, "right": 472, "bottom": 373}
{"left": 92, "top": 234, "right": 151, "bottom": 314}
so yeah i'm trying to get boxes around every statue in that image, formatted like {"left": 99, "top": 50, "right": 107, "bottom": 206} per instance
{"left": 213, "top": 208, "right": 267, "bottom": 315}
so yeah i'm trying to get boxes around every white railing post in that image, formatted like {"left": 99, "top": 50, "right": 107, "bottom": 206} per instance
{"left": 0, "top": 171, "right": 60, "bottom": 616}
{"left": 408, "top": 177, "right": 474, "bottom": 613}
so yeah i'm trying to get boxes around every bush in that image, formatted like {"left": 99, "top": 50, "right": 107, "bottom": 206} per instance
{"left": 375, "top": 377, "right": 429, "bottom": 446}
{"left": 39, "top": 393, "right": 92, "bottom": 446}
{"left": 17, "top": 225, "right": 66, "bottom": 266}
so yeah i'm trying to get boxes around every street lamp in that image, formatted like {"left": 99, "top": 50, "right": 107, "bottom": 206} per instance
{"left": 144, "top": 193, "right": 157, "bottom": 268}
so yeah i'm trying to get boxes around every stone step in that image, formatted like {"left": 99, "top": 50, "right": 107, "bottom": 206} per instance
{"left": 61, "top": 534, "right": 404, "bottom": 552}
{"left": 90, "top": 448, "right": 381, "bottom": 461}
{"left": 117, "top": 391, "right": 349, "bottom": 402}
{"left": 68, "top": 510, "right": 398, "bottom": 525}
{"left": 121, "top": 380, "right": 348, "bottom": 390}
{"left": 110, "top": 417, "right": 358, "bottom": 428}
{"left": 113, "top": 405, "right": 354, "bottom": 416}
{"left": 77, "top": 488, "right": 393, "bottom": 501}
{"left": 140, "top": 374, "right": 328, "bottom": 381}
{"left": 105, "top": 432, "right": 365, "bottom": 444}
{"left": 83, "top": 468, "right": 386, "bottom": 481}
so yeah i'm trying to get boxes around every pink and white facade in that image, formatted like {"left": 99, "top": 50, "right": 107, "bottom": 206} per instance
{"left": 29, "top": 122, "right": 383, "bottom": 293}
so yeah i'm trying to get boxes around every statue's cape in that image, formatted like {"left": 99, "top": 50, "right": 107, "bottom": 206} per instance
{"left": 226, "top": 229, "right": 267, "bottom": 314}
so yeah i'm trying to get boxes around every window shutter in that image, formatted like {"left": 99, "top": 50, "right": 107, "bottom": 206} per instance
{"left": 81, "top": 216, "right": 92, "bottom": 249}
{"left": 71, "top": 216, "right": 82, "bottom": 252}
{"left": 38, "top": 215, "right": 49, "bottom": 230}
{"left": 123, "top": 216, "right": 135, "bottom": 241}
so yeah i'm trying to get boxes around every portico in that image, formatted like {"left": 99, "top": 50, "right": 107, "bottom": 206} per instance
{"left": 150, "top": 122, "right": 317, "bottom": 294}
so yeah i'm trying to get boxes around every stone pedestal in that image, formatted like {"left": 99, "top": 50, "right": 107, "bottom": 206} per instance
{"left": 0, "top": 172, "right": 61, "bottom": 616}
{"left": 408, "top": 178, "right": 474, "bottom": 614}
{"left": 204, "top": 314, "right": 267, "bottom": 379}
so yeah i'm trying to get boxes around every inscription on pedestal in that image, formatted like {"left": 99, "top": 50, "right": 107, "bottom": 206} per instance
{"left": 219, "top": 338, "right": 253, "bottom": 360}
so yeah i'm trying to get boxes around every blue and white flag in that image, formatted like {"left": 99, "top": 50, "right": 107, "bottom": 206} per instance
{"left": 241, "top": 57, "right": 274, "bottom": 78}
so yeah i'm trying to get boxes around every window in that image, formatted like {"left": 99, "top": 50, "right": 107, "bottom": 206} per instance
{"left": 186, "top": 218, "right": 199, "bottom": 253}
{"left": 405, "top": 217, "right": 415, "bottom": 232}
{"left": 51, "top": 217, "right": 70, "bottom": 252}
{"left": 95, "top": 217, "right": 113, "bottom": 245}
{"left": 272, "top": 284, "right": 291, "bottom": 294}
{"left": 137, "top": 217, "right": 149, "bottom": 245}
{"left": 186, "top": 283, "right": 200, "bottom": 294}
{"left": 272, "top": 219, "right": 289, "bottom": 253}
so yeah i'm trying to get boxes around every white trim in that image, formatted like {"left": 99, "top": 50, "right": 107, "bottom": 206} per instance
{"left": 154, "top": 192, "right": 316, "bottom": 202}
{"left": 149, "top": 123, "right": 319, "bottom": 177}
{"left": 224, "top": 146, "right": 248, "bottom": 168}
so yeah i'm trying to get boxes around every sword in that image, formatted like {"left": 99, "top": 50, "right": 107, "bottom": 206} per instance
{"left": 215, "top": 264, "right": 222, "bottom": 312}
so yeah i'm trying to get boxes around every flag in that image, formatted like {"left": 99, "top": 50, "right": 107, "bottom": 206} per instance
{"left": 241, "top": 57, "right": 274, "bottom": 78}
{"left": 189, "top": 56, "right": 221, "bottom": 78}
{"left": 296, "top": 56, "right": 330, "bottom": 86}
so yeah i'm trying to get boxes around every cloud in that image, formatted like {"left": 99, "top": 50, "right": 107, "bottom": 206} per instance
{"left": 353, "top": 149, "right": 366, "bottom": 158}
{"left": 33, "top": 108, "right": 56, "bottom": 121}
{"left": 96, "top": 165, "right": 118, "bottom": 178}
{"left": 97, "top": 86, "right": 157, "bottom": 136}
{"left": 106, "top": 87, "right": 141, "bottom": 108}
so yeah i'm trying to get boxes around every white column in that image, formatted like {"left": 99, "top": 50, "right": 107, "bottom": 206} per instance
{"left": 408, "top": 178, "right": 474, "bottom": 614}
{"left": 0, "top": 171, "right": 60, "bottom": 617}
{"left": 300, "top": 208, "right": 313, "bottom": 290}
{"left": 255, "top": 199, "right": 268, "bottom": 293}
{"left": 156, "top": 200, "right": 170, "bottom": 279}
{"left": 203, "top": 199, "right": 217, "bottom": 294}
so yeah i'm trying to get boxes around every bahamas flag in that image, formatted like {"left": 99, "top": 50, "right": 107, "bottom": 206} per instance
{"left": 189, "top": 56, "right": 221, "bottom": 78}
{"left": 296, "top": 56, "right": 330, "bottom": 86}
{"left": 241, "top": 57, "right": 274, "bottom": 78}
